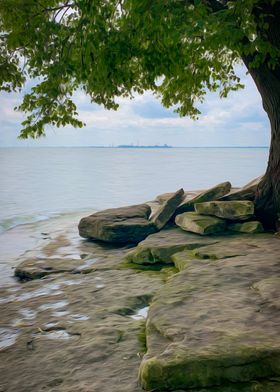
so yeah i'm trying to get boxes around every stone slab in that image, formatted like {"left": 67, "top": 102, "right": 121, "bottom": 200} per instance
{"left": 221, "top": 175, "right": 262, "bottom": 201}
{"left": 78, "top": 204, "right": 157, "bottom": 243}
{"left": 151, "top": 188, "right": 184, "bottom": 229}
{"left": 124, "top": 228, "right": 217, "bottom": 265}
{"left": 175, "top": 181, "right": 231, "bottom": 214}
{"left": 175, "top": 212, "right": 227, "bottom": 235}
{"left": 139, "top": 233, "right": 280, "bottom": 390}
{"left": 195, "top": 200, "right": 255, "bottom": 221}
{"left": 228, "top": 221, "right": 264, "bottom": 233}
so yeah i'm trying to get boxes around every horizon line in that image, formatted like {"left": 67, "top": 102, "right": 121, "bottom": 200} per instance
{"left": 0, "top": 145, "right": 269, "bottom": 149}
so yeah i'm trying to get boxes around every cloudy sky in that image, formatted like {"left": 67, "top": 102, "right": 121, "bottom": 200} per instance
{"left": 0, "top": 66, "right": 270, "bottom": 147}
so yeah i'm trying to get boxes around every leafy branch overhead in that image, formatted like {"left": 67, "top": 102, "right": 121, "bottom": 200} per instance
{"left": 0, "top": 0, "right": 279, "bottom": 138}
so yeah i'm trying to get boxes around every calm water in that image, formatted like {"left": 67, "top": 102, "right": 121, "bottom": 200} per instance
{"left": 0, "top": 147, "right": 268, "bottom": 233}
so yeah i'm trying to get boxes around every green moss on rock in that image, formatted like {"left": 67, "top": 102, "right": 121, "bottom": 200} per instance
{"left": 194, "top": 201, "right": 255, "bottom": 221}
{"left": 175, "top": 212, "right": 226, "bottom": 235}
{"left": 228, "top": 221, "right": 264, "bottom": 233}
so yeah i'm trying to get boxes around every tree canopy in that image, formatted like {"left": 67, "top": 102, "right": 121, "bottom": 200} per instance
{"left": 0, "top": 0, "right": 279, "bottom": 139}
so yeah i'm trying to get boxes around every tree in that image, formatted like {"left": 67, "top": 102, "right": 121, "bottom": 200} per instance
{"left": 0, "top": 0, "right": 279, "bottom": 228}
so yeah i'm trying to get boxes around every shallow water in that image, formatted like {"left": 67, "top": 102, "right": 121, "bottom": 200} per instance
{"left": 0, "top": 147, "right": 268, "bottom": 232}
{"left": 0, "top": 147, "right": 268, "bottom": 288}
{"left": 0, "top": 328, "right": 19, "bottom": 350}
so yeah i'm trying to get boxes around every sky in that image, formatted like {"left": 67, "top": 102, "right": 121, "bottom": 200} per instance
{"left": 0, "top": 66, "right": 270, "bottom": 148}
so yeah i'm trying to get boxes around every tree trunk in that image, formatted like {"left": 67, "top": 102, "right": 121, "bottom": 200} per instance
{"left": 241, "top": 0, "right": 280, "bottom": 230}
{"left": 243, "top": 59, "right": 280, "bottom": 230}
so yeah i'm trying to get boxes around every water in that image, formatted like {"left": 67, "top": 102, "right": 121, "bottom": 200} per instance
{"left": 0, "top": 147, "right": 268, "bottom": 232}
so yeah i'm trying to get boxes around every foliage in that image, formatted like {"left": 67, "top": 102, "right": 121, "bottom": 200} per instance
{"left": 0, "top": 0, "right": 279, "bottom": 138}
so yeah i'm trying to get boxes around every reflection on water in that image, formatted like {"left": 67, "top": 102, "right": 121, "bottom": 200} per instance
{"left": 39, "top": 300, "right": 69, "bottom": 311}
{"left": 130, "top": 306, "right": 149, "bottom": 320}
{"left": 0, "top": 328, "right": 19, "bottom": 349}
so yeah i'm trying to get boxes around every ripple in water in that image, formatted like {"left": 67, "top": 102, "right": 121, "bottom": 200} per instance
{"left": 0, "top": 328, "right": 19, "bottom": 350}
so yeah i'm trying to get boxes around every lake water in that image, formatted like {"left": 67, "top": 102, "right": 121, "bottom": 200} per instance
{"left": 0, "top": 147, "right": 268, "bottom": 233}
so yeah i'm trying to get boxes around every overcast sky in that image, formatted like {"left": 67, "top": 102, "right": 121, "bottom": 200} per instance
{"left": 0, "top": 66, "right": 270, "bottom": 147}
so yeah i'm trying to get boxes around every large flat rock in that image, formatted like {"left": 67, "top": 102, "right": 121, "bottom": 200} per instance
{"left": 195, "top": 200, "right": 255, "bottom": 221}
{"left": 139, "top": 233, "right": 280, "bottom": 391}
{"left": 124, "top": 228, "right": 217, "bottom": 264}
{"left": 175, "top": 212, "right": 227, "bottom": 235}
{"left": 0, "top": 225, "right": 167, "bottom": 392}
{"left": 2, "top": 211, "right": 280, "bottom": 392}
{"left": 175, "top": 181, "right": 231, "bottom": 214}
{"left": 78, "top": 204, "right": 157, "bottom": 243}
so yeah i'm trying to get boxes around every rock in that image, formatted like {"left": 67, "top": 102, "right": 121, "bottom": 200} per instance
{"left": 221, "top": 175, "right": 262, "bottom": 201}
{"left": 78, "top": 204, "right": 157, "bottom": 243}
{"left": 151, "top": 188, "right": 184, "bottom": 230}
{"left": 253, "top": 277, "right": 280, "bottom": 309}
{"left": 228, "top": 221, "right": 264, "bottom": 233}
{"left": 156, "top": 190, "right": 200, "bottom": 204}
{"left": 138, "top": 233, "right": 280, "bottom": 391}
{"left": 195, "top": 200, "right": 255, "bottom": 221}
{"left": 175, "top": 212, "right": 226, "bottom": 235}
{"left": 171, "top": 250, "right": 194, "bottom": 271}
{"left": 175, "top": 181, "right": 231, "bottom": 214}
{"left": 192, "top": 241, "right": 252, "bottom": 260}
{"left": 15, "top": 257, "right": 97, "bottom": 280}
{"left": 124, "top": 227, "right": 216, "bottom": 265}
{"left": 2, "top": 266, "right": 164, "bottom": 392}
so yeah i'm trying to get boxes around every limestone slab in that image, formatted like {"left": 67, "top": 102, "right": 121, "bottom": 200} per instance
{"left": 124, "top": 227, "right": 217, "bottom": 265}
{"left": 139, "top": 234, "right": 280, "bottom": 391}
{"left": 195, "top": 200, "right": 255, "bottom": 221}
{"left": 221, "top": 175, "right": 262, "bottom": 201}
{"left": 151, "top": 188, "right": 184, "bottom": 229}
{"left": 175, "top": 212, "right": 227, "bottom": 235}
{"left": 176, "top": 181, "right": 231, "bottom": 214}
{"left": 78, "top": 204, "right": 157, "bottom": 243}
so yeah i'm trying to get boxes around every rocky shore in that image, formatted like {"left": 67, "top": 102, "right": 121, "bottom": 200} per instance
{"left": 0, "top": 178, "right": 280, "bottom": 391}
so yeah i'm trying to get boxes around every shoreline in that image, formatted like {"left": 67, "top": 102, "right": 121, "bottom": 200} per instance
{"left": 0, "top": 186, "right": 279, "bottom": 391}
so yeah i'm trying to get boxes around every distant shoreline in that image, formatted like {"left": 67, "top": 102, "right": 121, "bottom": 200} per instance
{"left": 0, "top": 146, "right": 269, "bottom": 149}
{"left": 116, "top": 144, "right": 172, "bottom": 148}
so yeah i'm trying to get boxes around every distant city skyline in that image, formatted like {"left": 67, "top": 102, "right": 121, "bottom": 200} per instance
{"left": 0, "top": 66, "right": 270, "bottom": 148}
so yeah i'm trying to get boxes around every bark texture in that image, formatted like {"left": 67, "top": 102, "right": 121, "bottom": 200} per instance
{"left": 242, "top": 1, "right": 280, "bottom": 229}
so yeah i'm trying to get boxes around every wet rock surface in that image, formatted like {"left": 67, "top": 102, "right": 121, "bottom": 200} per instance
{"left": 0, "top": 225, "right": 167, "bottom": 392}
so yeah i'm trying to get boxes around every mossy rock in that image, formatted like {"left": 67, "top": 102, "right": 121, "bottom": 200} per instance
{"left": 175, "top": 212, "right": 227, "bottom": 235}
{"left": 139, "top": 233, "right": 280, "bottom": 390}
{"left": 176, "top": 181, "right": 231, "bottom": 214}
{"left": 171, "top": 250, "right": 195, "bottom": 271}
{"left": 228, "top": 221, "right": 264, "bottom": 233}
{"left": 195, "top": 201, "right": 254, "bottom": 221}
{"left": 124, "top": 228, "right": 217, "bottom": 264}
{"left": 151, "top": 188, "right": 184, "bottom": 230}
